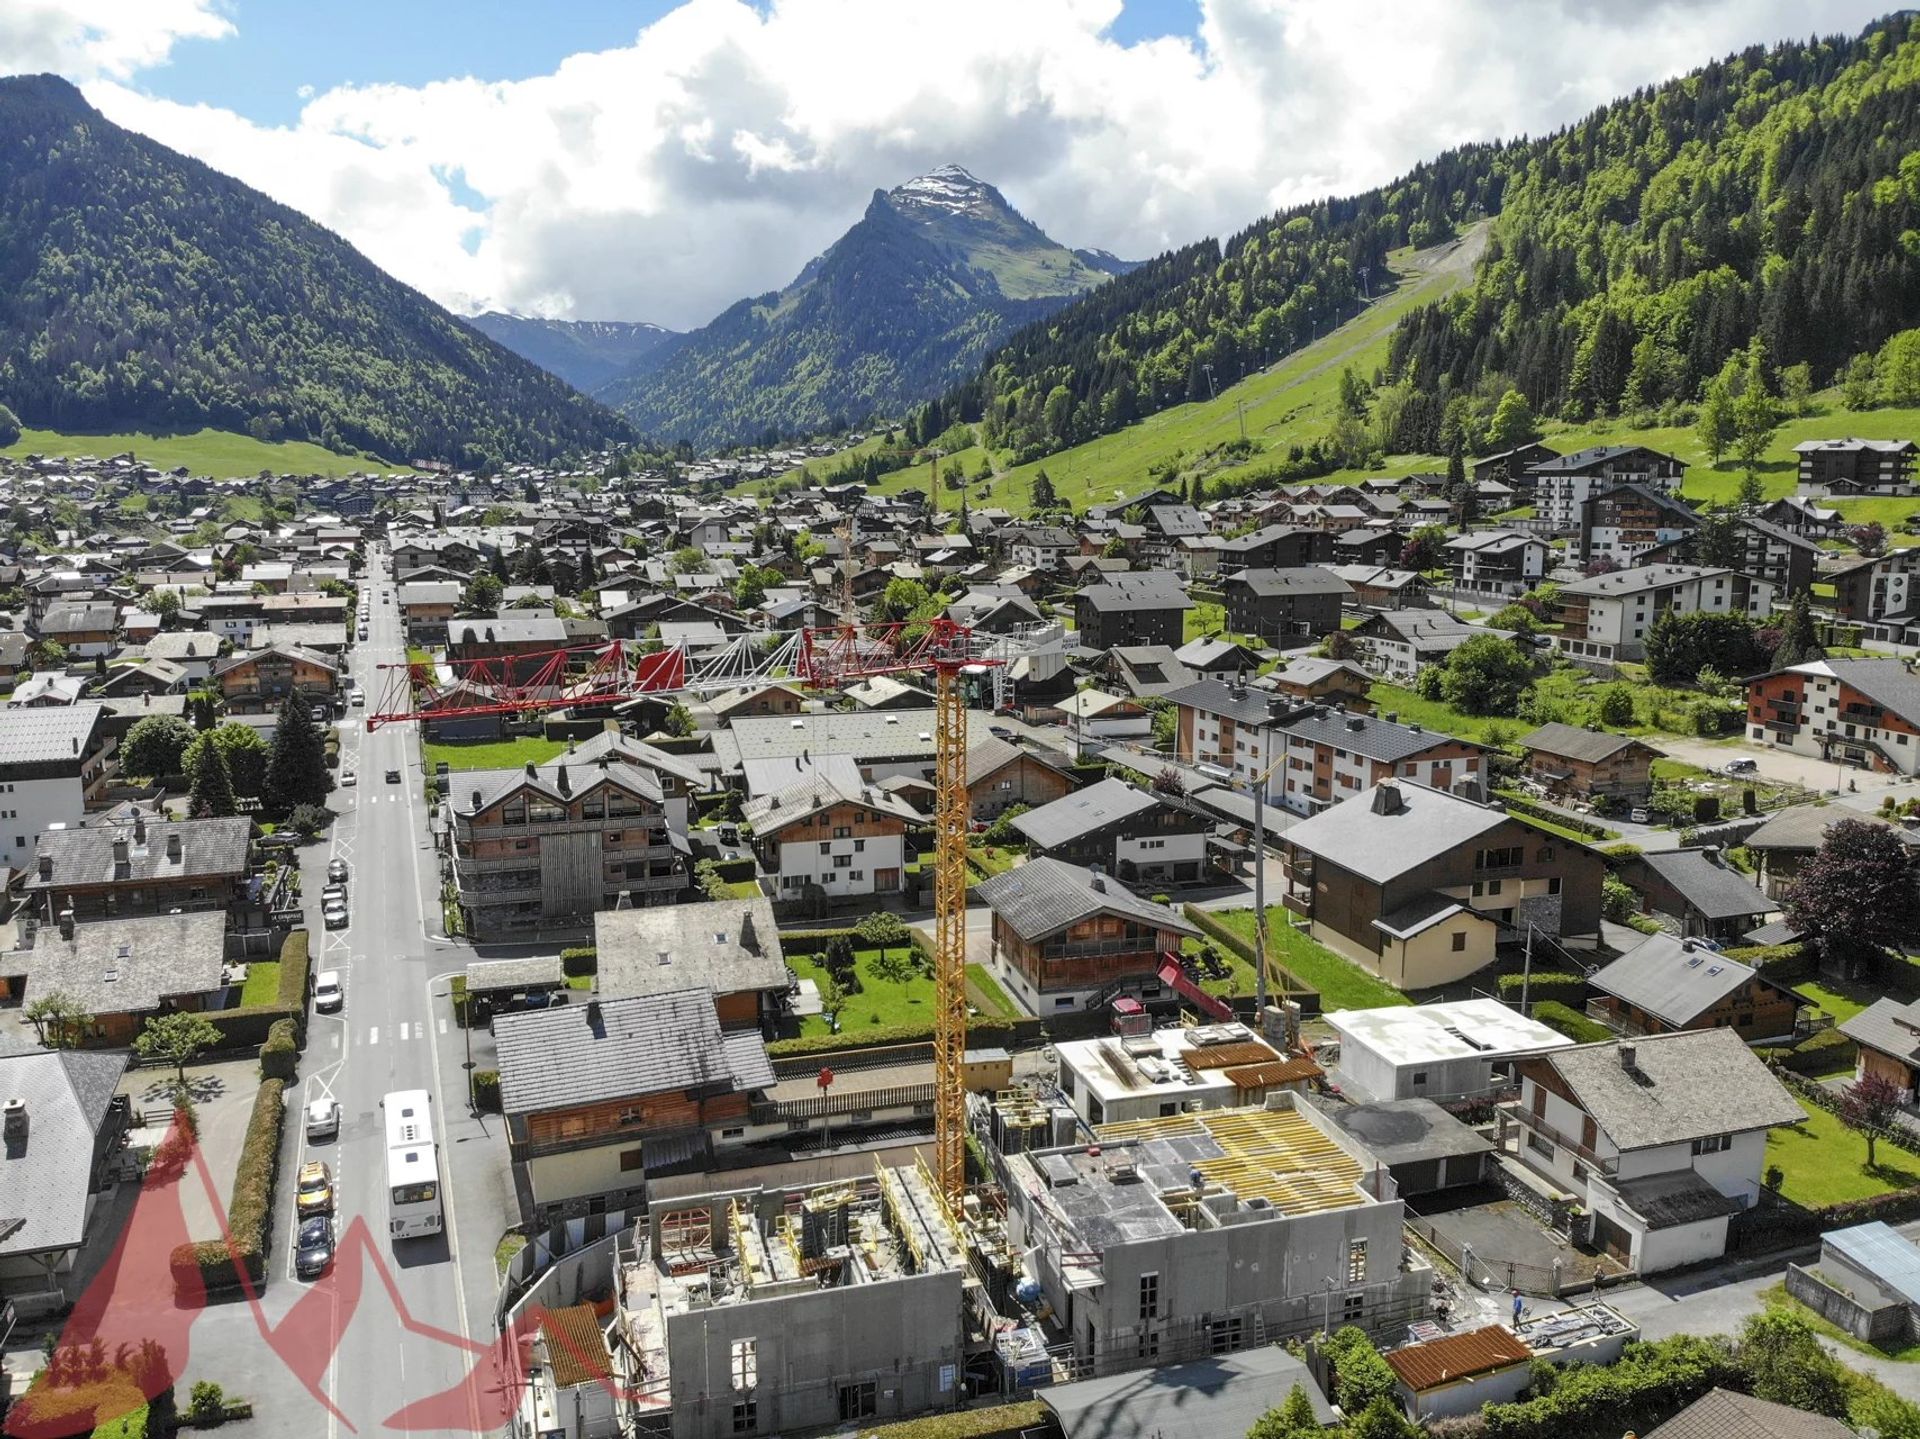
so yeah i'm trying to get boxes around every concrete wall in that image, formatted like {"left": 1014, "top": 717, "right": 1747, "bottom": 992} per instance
{"left": 1402, "top": 1362, "right": 1531, "bottom": 1421}
{"left": 1, "top": 775, "right": 88, "bottom": 873}
{"left": 664, "top": 1268, "right": 962, "bottom": 1439}
{"left": 1787, "top": 1262, "right": 1912, "bottom": 1345}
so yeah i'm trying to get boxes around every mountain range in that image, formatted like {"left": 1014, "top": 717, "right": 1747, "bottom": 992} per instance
{"left": 0, "top": 74, "right": 630, "bottom": 467}
{"left": 590, "top": 165, "right": 1133, "bottom": 447}
{"left": 463, "top": 313, "right": 679, "bottom": 394}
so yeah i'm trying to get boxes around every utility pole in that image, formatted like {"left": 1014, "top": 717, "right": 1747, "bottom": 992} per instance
{"left": 1236, "top": 399, "right": 1248, "bottom": 445}
{"left": 1519, "top": 922, "right": 1534, "bottom": 1014}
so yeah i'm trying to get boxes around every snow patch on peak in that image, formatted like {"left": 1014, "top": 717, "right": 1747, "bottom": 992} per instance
{"left": 890, "top": 163, "right": 993, "bottom": 214}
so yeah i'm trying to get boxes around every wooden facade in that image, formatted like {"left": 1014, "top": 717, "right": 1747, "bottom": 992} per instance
{"left": 1592, "top": 975, "right": 1799, "bottom": 1044}
{"left": 993, "top": 911, "right": 1184, "bottom": 1000}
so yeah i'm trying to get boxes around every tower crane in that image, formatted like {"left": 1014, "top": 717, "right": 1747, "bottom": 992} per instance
{"left": 368, "top": 617, "right": 998, "bottom": 1206}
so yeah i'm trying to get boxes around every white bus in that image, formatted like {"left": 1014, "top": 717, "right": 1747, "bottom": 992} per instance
{"left": 382, "top": 1089, "right": 442, "bottom": 1239}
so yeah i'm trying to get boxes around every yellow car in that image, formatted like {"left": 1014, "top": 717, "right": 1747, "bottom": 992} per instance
{"left": 296, "top": 1159, "right": 335, "bottom": 1217}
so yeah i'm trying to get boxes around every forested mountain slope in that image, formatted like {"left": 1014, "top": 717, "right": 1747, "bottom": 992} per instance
{"left": 465, "top": 313, "right": 679, "bottom": 393}
{"left": 0, "top": 75, "right": 631, "bottom": 466}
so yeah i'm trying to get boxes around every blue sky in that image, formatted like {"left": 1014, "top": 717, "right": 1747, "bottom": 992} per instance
{"left": 138, "top": 0, "right": 1203, "bottom": 128}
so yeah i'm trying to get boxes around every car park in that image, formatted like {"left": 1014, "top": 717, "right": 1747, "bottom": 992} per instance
{"left": 305, "top": 1097, "right": 341, "bottom": 1141}
{"left": 313, "top": 970, "right": 344, "bottom": 1012}
{"left": 328, "top": 859, "right": 349, "bottom": 883}
{"left": 295, "top": 1215, "right": 335, "bottom": 1279}
{"left": 296, "top": 1160, "right": 335, "bottom": 1216}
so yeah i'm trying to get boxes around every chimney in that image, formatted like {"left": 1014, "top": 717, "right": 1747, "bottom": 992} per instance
{"left": 58, "top": 909, "right": 75, "bottom": 942}
{"left": 470, "top": 789, "right": 482, "bottom": 811}
{"left": 36, "top": 852, "right": 51, "bottom": 882}
{"left": 586, "top": 1000, "right": 603, "bottom": 1028}
{"left": 1346, "top": 716, "right": 1364, "bottom": 731}
{"left": 112, "top": 837, "right": 130, "bottom": 876}
{"left": 166, "top": 831, "right": 182, "bottom": 863}
{"left": 133, "top": 812, "right": 147, "bottom": 845}
{"left": 71, "top": 736, "right": 78, "bottom": 755}
{"left": 3, "top": 1099, "right": 27, "bottom": 1150}
{"left": 1370, "top": 782, "right": 1404, "bottom": 816}
{"left": 557, "top": 767, "right": 572, "bottom": 796}
{"left": 525, "top": 761, "right": 538, "bottom": 778}
{"left": 1618, "top": 1044, "right": 1637, "bottom": 1071}
{"left": 1090, "top": 874, "right": 1106, "bottom": 893}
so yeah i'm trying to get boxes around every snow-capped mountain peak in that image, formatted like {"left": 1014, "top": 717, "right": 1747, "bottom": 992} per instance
{"left": 889, "top": 163, "right": 994, "bottom": 215}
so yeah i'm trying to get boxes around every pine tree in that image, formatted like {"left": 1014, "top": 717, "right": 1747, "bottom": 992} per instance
{"left": 1030, "top": 469, "right": 1056, "bottom": 511}
{"left": 188, "top": 735, "right": 237, "bottom": 818}
{"left": 1771, "top": 591, "right": 1823, "bottom": 670}
{"left": 262, "top": 692, "right": 331, "bottom": 820}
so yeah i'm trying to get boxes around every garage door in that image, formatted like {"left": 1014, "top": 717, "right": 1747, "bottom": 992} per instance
{"left": 1593, "top": 1212, "right": 1634, "bottom": 1264}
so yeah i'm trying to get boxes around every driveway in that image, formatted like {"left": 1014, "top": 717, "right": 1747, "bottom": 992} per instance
{"left": 1655, "top": 736, "right": 1916, "bottom": 795}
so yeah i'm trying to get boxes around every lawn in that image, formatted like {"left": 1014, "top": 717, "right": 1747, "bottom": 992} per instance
{"left": 965, "top": 962, "right": 1018, "bottom": 1018}
{"left": 1369, "top": 666, "right": 1716, "bottom": 749}
{"left": 967, "top": 843, "right": 1019, "bottom": 879}
{"left": 1199, "top": 907, "right": 1411, "bottom": 1011}
{"left": 1764, "top": 1097, "right": 1920, "bottom": 1208}
{"left": 1796, "top": 953, "right": 1920, "bottom": 1024}
{"left": 423, "top": 736, "right": 568, "bottom": 772}
{"left": 406, "top": 646, "right": 434, "bottom": 669}
{"left": 2, "top": 424, "right": 380, "bottom": 478}
{"left": 238, "top": 961, "right": 282, "bottom": 1007}
{"left": 789, "top": 946, "right": 940, "bottom": 1036}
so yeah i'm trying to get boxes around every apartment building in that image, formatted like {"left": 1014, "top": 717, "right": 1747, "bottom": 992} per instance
{"left": 0, "top": 704, "right": 115, "bottom": 875}
{"left": 448, "top": 755, "right": 688, "bottom": 939}
{"left": 1528, "top": 445, "right": 1685, "bottom": 532}
{"left": 1010, "top": 777, "right": 1210, "bottom": 886}
{"left": 1829, "top": 549, "right": 1920, "bottom": 643}
{"left": 1744, "top": 658, "right": 1920, "bottom": 775}
{"left": 1553, "top": 564, "right": 1775, "bottom": 667}
{"left": 1794, "top": 437, "right": 1918, "bottom": 495}
{"left": 1349, "top": 610, "right": 1512, "bottom": 683}
{"left": 742, "top": 772, "right": 920, "bottom": 901}
{"left": 1642, "top": 515, "right": 1818, "bottom": 598}
{"left": 1444, "top": 531, "right": 1548, "bottom": 598}
{"left": 1073, "top": 572, "right": 1195, "bottom": 651}
{"left": 1219, "top": 568, "right": 1351, "bottom": 643}
{"left": 1574, "top": 484, "right": 1698, "bottom": 565}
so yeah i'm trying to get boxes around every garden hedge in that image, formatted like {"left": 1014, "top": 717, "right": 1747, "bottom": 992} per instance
{"left": 1495, "top": 972, "right": 1588, "bottom": 1005}
{"left": 560, "top": 946, "right": 597, "bottom": 978}
{"left": 1531, "top": 1001, "right": 1611, "bottom": 1045}
{"left": 1720, "top": 941, "right": 1811, "bottom": 980}
{"left": 170, "top": 1077, "right": 287, "bottom": 1297}
{"left": 768, "top": 1015, "right": 1014, "bottom": 1059}
{"left": 473, "top": 1070, "right": 502, "bottom": 1112}
{"left": 202, "top": 928, "right": 312, "bottom": 1051}
{"left": 259, "top": 1017, "right": 299, "bottom": 1080}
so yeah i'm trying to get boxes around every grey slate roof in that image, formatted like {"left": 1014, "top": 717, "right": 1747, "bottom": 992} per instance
{"left": 1076, "top": 572, "right": 1194, "bottom": 613}
{"left": 0, "top": 1048, "right": 129, "bottom": 1259}
{"left": 1539, "top": 1029, "right": 1802, "bottom": 1151}
{"left": 1815, "top": 658, "right": 1920, "bottom": 725}
{"left": 0, "top": 703, "right": 104, "bottom": 774}
{"left": 727, "top": 709, "right": 941, "bottom": 762}
{"left": 1638, "top": 849, "right": 1772, "bottom": 921}
{"left": 1222, "top": 566, "right": 1352, "bottom": 598}
{"left": 1280, "top": 781, "right": 1510, "bottom": 884}
{"left": 1612, "top": 1168, "right": 1745, "bottom": 1229}
{"left": 26, "top": 815, "right": 250, "bottom": 891}
{"left": 1643, "top": 1387, "right": 1855, "bottom": 1439}
{"left": 1041, "top": 1343, "right": 1333, "bottom": 1439}
{"left": 493, "top": 989, "right": 769, "bottom": 1113}
{"left": 742, "top": 772, "right": 922, "bottom": 835}
{"left": 1555, "top": 563, "right": 1732, "bottom": 598}
{"left": 1589, "top": 934, "right": 1787, "bottom": 1027}
{"left": 1839, "top": 996, "right": 1920, "bottom": 1063}
{"left": 1743, "top": 803, "right": 1914, "bottom": 853}
{"left": 1011, "top": 778, "right": 1164, "bottom": 849}
{"left": 464, "top": 955, "right": 566, "bottom": 994}
{"left": 450, "top": 757, "right": 664, "bottom": 817}
{"left": 1520, "top": 722, "right": 1656, "bottom": 765}
{"left": 965, "top": 736, "right": 1069, "bottom": 788}
{"left": 21, "top": 911, "right": 227, "bottom": 1016}
{"left": 1160, "top": 678, "right": 1283, "bottom": 727}
{"left": 976, "top": 857, "right": 1199, "bottom": 943}
{"left": 594, "top": 898, "right": 787, "bottom": 999}
{"left": 446, "top": 613, "right": 568, "bottom": 646}
{"left": 1275, "top": 706, "right": 1478, "bottom": 765}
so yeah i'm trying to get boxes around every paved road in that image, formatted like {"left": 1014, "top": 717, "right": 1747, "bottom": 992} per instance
{"left": 263, "top": 549, "right": 512, "bottom": 1434}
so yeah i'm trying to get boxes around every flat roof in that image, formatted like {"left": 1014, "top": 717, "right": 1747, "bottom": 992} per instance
{"left": 1326, "top": 998, "right": 1574, "bottom": 1066}
{"left": 1057, "top": 1025, "right": 1283, "bottom": 1106}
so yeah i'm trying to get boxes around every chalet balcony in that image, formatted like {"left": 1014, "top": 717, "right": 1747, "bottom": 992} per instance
{"left": 454, "top": 841, "right": 675, "bottom": 871}
{"left": 1498, "top": 1101, "right": 1617, "bottom": 1176}
{"left": 1281, "top": 891, "right": 1312, "bottom": 918}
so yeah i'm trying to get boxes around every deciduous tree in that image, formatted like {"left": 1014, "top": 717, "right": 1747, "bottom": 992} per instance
{"left": 1786, "top": 818, "right": 1920, "bottom": 970}
{"left": 120, "top": 714, "right": 195, "bottom": 779}
{"left": 1440, "top": 635, "right": 1533, "bottom": 716}
{"left": 134, "top": 1011, "right": 222, "bottom": 1083}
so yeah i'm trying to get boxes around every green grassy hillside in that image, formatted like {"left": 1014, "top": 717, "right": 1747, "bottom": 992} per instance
{"left": 3, "top": 425, "right": 381, "bottom": 479}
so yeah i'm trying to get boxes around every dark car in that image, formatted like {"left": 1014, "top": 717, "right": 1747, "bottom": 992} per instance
{"left": 295, "top": 1215, "right": 335, "bottom": 1279}
{"left": 385, "top": 768, "right": 402, "bottom": 784}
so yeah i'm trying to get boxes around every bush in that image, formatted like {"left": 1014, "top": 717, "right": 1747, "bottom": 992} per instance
{"left": 473, "top": 1070, "right": 502, "bottom": 1112}
{"left": 286, "top": 803, "right": 330, "bottom": 840}
{"left": 777, "top": 928, "right": 864, "bottom": 956}
{"left": 1495, "top": 972, "right": 1588, "bottom": 1005}
{"left": 187, "top": 1381, "right": 226, "bottom": 1425}
{"left": 560, "top": 946, "right": 597, "bottom": 978}
{"left": 449, "top": 974, "right": 473, "bottom": 1027}
{"left": 1532, "top": 1001, "right": 1611, "bottom": 1044}
{"left": 1721, "top": 942, "right": 1810, "bottom": 980}
{"left": 1321, "top": 1326, "right": 1398, "bottom": 1413}
{"left": 259, "top": 1018, "right": 298, "bottom": 1081}
{"left": 170, "top": 1078, "right": 286, "bottom": 1296}
{"left": 1773, "top": 1027, "right": 1856, "bottom": 1075}
{"left": 851, "top": 1399, "right": 1048, "bottom": 1439}
{"left": 1479, "top": 1333, "right": 1741, "bottom": 1439}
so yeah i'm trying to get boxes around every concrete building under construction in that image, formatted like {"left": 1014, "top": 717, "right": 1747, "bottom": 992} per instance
{"left": 1000, "top": 1096, "right": 1431, "bottom": 1377}
{"left": 603, "top": 1164, "right": 966, "bottom": 1439}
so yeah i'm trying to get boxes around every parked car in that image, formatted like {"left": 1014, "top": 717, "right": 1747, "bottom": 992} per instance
{"left": 340, "top": 769, "right": 357, "bottom": 786}
{"left": 357, "top": 627, "right": 369, "bottom": 640}
{"left": 296, "top": 1160, "right": 335, "bottom": 1216}
{"left": 323, "top": 902, "right": 349, "bottom": 930}
{"left": 305, "top": 1097, "right": 341, "bottom": 1141}
{"left": 989, "top": 725, "right": 1016, "bottom": 741}
{"left": 327, "top": 859, "right": 349, "bottom": 883}
{"left": 295, "top": 1216, "right": 335, "bottom": 1279}
{"left": 321, "top": 884, "right": 347, "bottom": 905}
{"left": 351, "top": 689, "right": 366, "bottom": 707}
{"left": 1724, "top": 758, "right": 1759, "bottom": 774}
{"left": 313, "top": 970, "right": 344, "bottom": 1013}
{"left": 1629, "top": 807, "right": 1650, "bottom": 824}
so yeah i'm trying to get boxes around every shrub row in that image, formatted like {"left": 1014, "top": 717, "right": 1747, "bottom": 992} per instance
{"left": 1531, "top": 1000, "right": 1611, "bottom": 1045}
{"left": 1475, "top": 1333, "right": 1742, "bottom": 1439}
{"left": 201, "top": 928, "right": 312, "bottom": 1052}
{"left": 259, "top": 1018, "right": 299, "bottom": 1081}
{"left": 1497, "top": 792, "right": 1612, "bottom": 841}
{"left": 1719, "top": 941, "right": 1811, "bottom": 980}
{"left": 560, "top": 946, "right": 597, "bottom": 978}
{"left": 473, "top": 1070, "right": 502, "bottom": 1112}
{"left": 1180, "top": 906, "right": 1316, "bottom": 1007}
{"left": 1495, "top": 972, "right": 1588, "bottom": 1005}
{"left": 1754, "top": 1027, "right": 1855, "bottom": 1076}
{"left": 777, "top": 928, "right": 865, "bottom": 957}
{"left": 170, "top": 1077, "right": 287, "bottom": 1296}
{"left": 768, "top": 1015, "right": 1015, "bottom": 1059}
{"left": 449, "top": 974, "right": 473, "bottom": 1028}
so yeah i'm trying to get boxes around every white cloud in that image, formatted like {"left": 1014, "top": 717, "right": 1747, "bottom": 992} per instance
{"left": 0, "top": 0, "right": 231, "bottom": 81}
{"left": 72, "top": 0, "right": 1893, "bottom": 331}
